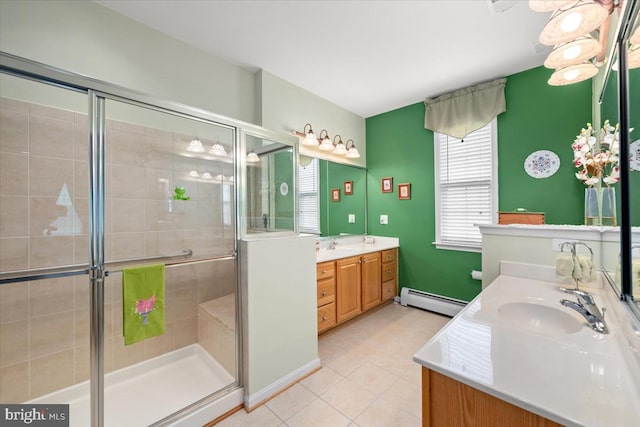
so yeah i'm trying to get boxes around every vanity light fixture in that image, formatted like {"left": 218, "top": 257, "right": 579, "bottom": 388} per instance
{"left": 209, "top": 142, "right": 228, "bottom": 157}
{"left": 539, "top": 1, "right": 609, "bottom": 46}
{"left": 333, "top": 135, "right": 347, "bottom": 155}
{"left": 187, "top": 138, "right": 205, "bottom": 153}
{"left": 301, "top": 123, "right": 318, "bottom": 146}
{"left": 246, "top": 150, "right": 260, "bottom": 163}
{"left": 548, "top": 61, "right": 598, "bottom": 85}
{"left": 188, "top": 170, "right": 199, "bottom": 178}
{"left": 345, "top": 139, "right": 360, "bottom": 159}
{"left": 318, "top": 129, "right": 334, "bottom": 151}
{"left": 544, "top": 34, "right": 601, "bottom": 68}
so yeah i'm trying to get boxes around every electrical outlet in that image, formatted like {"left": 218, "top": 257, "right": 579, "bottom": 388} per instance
{"left": 380, "top": 214, "right": 388, "bottom": 225}
{"left": 348, "top": 214, "right": 355, "bottom": 223}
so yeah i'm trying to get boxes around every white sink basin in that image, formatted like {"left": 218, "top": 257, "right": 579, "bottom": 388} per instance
{"left": 498, "top": 302, "right": 583, "bottom": 334}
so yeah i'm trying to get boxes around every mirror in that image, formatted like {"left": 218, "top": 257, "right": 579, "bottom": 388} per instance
{"left": 246, "top": 134, "right": 295, "bottom": 234}
{"left": 320, "top": 160, "right": 366, "bottom": 236}
{"left": 298, "top": 156, "right": 367, "bottom": 237}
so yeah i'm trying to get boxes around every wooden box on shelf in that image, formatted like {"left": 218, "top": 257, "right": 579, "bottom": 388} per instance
{"left": 498, "top": 212, "right": 545, "bottom": 225}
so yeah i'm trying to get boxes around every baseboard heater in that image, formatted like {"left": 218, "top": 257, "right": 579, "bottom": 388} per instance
{"left": 400, "top": 287, "right": 467, "bottom": 318}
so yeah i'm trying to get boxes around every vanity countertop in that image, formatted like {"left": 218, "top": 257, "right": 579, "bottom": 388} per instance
{"left": 315, "top": 236, "right": 399, "bottom": 263}
{"left": 413, "top": 275, "right": 640, "bottom": 427}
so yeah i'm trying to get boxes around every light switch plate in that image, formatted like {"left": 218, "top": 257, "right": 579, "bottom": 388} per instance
{"left": 348, "top": 214, "right": 355, "bottom": 223}
{"left": 380, "top": 214, "right": 388, "bottom": 225}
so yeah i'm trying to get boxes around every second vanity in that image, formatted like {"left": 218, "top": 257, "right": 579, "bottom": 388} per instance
{"left": 315, "top": 235, "right": 399, "bottom": 333}
{"left": 414, "top": 273, "right": 640, "bottom": 426}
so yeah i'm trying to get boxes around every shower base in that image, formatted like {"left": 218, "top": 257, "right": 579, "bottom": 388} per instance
{"left": 30, "top": 344, "right": 240, "bottom": 427}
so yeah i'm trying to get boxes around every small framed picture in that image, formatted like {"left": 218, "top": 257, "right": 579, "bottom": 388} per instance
{"left": 398, "top": 183, "right": 411, "bottom": 200}
{"left": 331, "top": 188, "right": 340, "bottom": 202}
{"left": 344, "top": 181, "right": 353, "bottom": 195}
{"left": 381, "top": 177, "right": 393, "bottom": 193}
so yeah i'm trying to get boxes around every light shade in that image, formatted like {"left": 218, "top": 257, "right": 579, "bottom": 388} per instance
{"left": 548, "top": 61, "right": 598, "bottom": 85}
{"left": 187, "top": 138, "right": 205, "bottom": 153}
{"left": 539, "top": 1, "right": 609, "bottom": 46}
{"left": 345, "top": 140, "right": 360, "bottom": 159}
{"left": 333, "top": 139, "right": 347, "bottom": 155}
{"left": 544, "top": 34, "right": 601, "bottom": 68}
{"left": 301, "top": 123, "right": 318, "bottom": 146}
{"left": 201, "top": 172, "right": 213, "bottom": 179}
{"left": 209, "top": 142, "right": 227, "bottom": 156}
{"left": 529, "top": 0, "right": 574, "bottom": 12}
{"left": 246, "top": 151, "right": 260, "bottom": 163}
{"left": 318, "top": 129, "right": 334, "bottom": 151}
{"left": 188, "top": 170, "right": 199, "bottom": 177}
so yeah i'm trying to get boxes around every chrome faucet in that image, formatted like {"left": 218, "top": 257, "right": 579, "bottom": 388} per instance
{"left": 559, "top": 288, "right": 608, "bottom": 334}
{"left": 327, "top": 239, "right": 338, "bottom": 250}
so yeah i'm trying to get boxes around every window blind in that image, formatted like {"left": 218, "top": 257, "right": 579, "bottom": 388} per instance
{"left": 435, "top": 120, "right": 495, "bottom": 248}
{"left": 299, "top": 157, "right": 320, "bottom": 234}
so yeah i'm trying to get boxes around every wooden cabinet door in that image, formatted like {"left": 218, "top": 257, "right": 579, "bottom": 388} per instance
{"left": 361, "top": 252, "right": 381, "bottom": 311}
{"left": 336, "top": 256, "right": 362, "bottom": 323}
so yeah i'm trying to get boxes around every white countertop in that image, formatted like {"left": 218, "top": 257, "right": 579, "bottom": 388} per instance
{"left": 315, "top": 236, "right": 399, "bottom": 263}
{"left": 413, "top": 275, "right": 640, "bottom": 427}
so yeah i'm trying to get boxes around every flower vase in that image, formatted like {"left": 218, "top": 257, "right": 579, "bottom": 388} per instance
{"left": 584, "top": 187, "right": 617, "bottom": 226}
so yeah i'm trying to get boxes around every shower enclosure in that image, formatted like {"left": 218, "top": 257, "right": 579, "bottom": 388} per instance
{"left": 0, "top": 53, "right": 295, "bottom": 426}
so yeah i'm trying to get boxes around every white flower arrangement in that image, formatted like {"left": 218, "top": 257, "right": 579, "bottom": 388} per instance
{"left": 572, "top": 120, "right": 620, "bottom": 186}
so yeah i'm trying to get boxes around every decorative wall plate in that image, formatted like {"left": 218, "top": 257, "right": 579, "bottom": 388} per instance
{"left": 630, "top": 140, "right": 640, "bottom": 171}
{"left": 524, "top": 150, "right": 560, "bottom": 178}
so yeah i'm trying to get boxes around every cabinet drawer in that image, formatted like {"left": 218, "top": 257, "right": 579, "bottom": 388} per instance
{"left": 382, "top": 263, "right": 396, "bottom": 283}
{"left": 317, "top": 278, "right": 336, "bottom": 306}
{"left": 317, "top": 261, "right": 335, "bottom": 280}
{"left": 381, "top": 249, "right": 396, "bottom": 264}
{"left": 381, "top": 279, "right": 396, "bottom": 302}
{"left": 318, "top": 302, "right": 336, "bottom": 333}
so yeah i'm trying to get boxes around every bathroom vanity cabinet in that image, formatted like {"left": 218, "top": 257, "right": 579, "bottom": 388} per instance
{"left": 316, "top": 247, "right": 398, "bottom": 334}
{"left": 421, "top": 368, "right": 561, "bottom": 427}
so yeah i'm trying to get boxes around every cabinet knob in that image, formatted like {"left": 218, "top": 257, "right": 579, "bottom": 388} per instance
{"left": 322, "top": 316, "right": 327, "bottom": 321}
{"left": 322, "top": 291, "right": 327, "bottom": 297}
{"left": 387, "top": 269, "right": 392, "bottom": 274}
{"left": 322, "top": 270, "right": 326, "bottom": 274}
{"left": 358, "top": 260, "right": 362, "bottom": 264}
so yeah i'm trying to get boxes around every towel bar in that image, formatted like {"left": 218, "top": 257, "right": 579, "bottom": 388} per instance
{"left": 0, "top": 249, "right": 194, "bottom": 285}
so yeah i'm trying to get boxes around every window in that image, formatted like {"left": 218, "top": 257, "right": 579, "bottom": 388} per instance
{"left": 298, "top": 157, "right": 320, "bottom": 234}
{"left": 434, "top": 119, "right": 497, "bottom": 252}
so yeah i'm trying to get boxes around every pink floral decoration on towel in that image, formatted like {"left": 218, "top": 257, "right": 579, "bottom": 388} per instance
{"left": 135, "top": 295, "right": 156, "bottom": 325}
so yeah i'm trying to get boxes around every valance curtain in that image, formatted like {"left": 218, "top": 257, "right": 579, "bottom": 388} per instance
{"left": 424, "top": 78, "right": 506, "bottom": 139}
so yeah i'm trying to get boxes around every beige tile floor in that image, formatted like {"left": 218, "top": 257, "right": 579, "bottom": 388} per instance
{"left": 216, "top": 302, "right": 450, "bottom": 427}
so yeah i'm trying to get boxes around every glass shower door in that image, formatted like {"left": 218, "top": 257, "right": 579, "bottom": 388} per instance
{"left": 0, "top": 74, "right": 91, "bottom": 426}
{"left": 100, "top": 98, "right": 238, "bottom": 426}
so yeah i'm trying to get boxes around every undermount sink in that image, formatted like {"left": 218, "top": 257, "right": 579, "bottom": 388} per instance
{"left": 498, "top": 302, "right": 583, "bottom": 334}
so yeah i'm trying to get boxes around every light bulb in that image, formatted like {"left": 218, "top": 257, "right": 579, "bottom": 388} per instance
{"left": 560, "top": 11, "right": 582, "bottom": 32}
{"left": 563, "top": 68, "right": 581, "bottom": 81}
{"left": 563, "top": 45, "right": 582, "bottom": 60}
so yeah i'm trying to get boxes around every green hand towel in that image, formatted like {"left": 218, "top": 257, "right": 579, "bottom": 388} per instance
{"left": 122, "top": 264, "right": 165, "bottom": 346}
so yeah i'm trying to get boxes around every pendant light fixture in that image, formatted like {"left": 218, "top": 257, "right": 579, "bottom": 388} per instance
{"left": 544, "top": 34, "right": 601, "bottom": 68}
{"left": 548, "top": 61, "right": 598, "bottom": 85}
{"left": 539, "top": 1, "right": 609, "bottom": 46}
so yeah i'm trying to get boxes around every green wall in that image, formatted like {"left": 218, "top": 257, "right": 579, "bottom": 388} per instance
{"left": 366, "top": 66, "right": 592, "bottom": 301}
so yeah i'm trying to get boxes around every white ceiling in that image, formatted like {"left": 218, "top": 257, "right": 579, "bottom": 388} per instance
{"left": 95, "top": 0, "right": 552, "bottom": 118}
